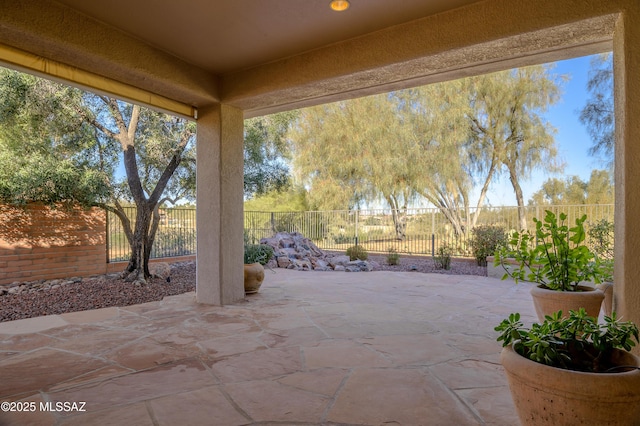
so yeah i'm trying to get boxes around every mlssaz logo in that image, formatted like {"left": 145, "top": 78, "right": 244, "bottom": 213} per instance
{"left": 39, "top": 401, "right": 87, "bottom": 412}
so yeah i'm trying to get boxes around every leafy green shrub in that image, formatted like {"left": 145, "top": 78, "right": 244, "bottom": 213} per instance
{"left": 386, "top": 247, "right": 400, "bottom": 265}
{"left": 272, "top": 212, "right": 301, "bottom": 233}
{"left": 470, "top": 225, "right": 507, "bottom": 266}
{"left": 588, "top": 219, "right": 614, "bottom": 281}
{"left": 0, "top": 152, "right": 110, "bottom": 207}
{"left": 433, "top": 243, "right": 453, "bottom": 270}
{"left": 333, "top": 234, "right": 354, "bottom": 244}
{"left": 244, "top": 244, "right": 274, "bottom": 265}
{"left": 346, "top": 245, "right": 368, "bottom": 261}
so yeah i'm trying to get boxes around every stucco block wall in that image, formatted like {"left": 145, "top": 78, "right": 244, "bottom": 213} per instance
{"left": 0, "top": 204, "right": 106, "bottom": 285}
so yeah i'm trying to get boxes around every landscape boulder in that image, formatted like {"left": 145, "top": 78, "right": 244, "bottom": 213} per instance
{"left": 259, "top": 232, "right": 373, "bottom": 272}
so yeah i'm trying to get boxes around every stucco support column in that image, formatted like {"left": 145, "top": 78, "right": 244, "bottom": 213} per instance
{"left": 613, "top": 8, "right": 640, "bottom": 354}
{"left": 196, "top": 104, "right": 245, "bottom": 305}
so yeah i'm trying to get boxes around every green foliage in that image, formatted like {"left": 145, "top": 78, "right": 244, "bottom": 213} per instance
{"left": 433, "top": 243, "right": 453, "bottom": 270}
{"left": 469, "top": 225, "right": 507, "bottom": 266}
{"left": 244, "top": 187, "right": 309, "bottom": 212}
{"left": 346, "top": 245, "right": 368, "bottom": 261}
{"left": 580, "top": 53, "right": 614, "bottom": 169}
{"left": 333, "top": 234, "right": 353, "bottom": 244}
{"left": 0, "top": 152, "right": 110, "bottom": 207}
{"left": 244, "top": 112, "right": 297, "bottom": 198}
{"left": 588, "top": 218, "right": 614, "bottom": 260}
{"left": 152, "top": 228, "right": 196, "bottom": 257}
{"left": 0, "top": 68, "right": 112, "bottom": 206}
{"left": 528, "top": 169, "right": 613, "bottom": 206}
{"left": 494, "top": 210, "right": 604, "bottom": 291}
{"left": 495, "top": 309, "right": 639, "bottom": 373}
{"left": 386, "top": 247, "right": 400, "bottom": 265}
{"left": 588, "top": 218, "right": 614, "bottom": 282}
{"left": 244, "top": 244, "right": 274, "bottom": 265}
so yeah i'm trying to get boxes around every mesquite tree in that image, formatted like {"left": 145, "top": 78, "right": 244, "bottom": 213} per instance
{"left": 84, "top": 97, "right": 195, "bottom": 282}
{"left": 0, "top": 67, "right": 195, "bottom": 283}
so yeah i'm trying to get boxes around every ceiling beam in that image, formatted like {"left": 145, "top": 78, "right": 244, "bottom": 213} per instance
{"left": 0, "top": 0, "right": 219, "bottom": 111}
{"left": 221, "top": 0, "right": 619, "bottom": 117}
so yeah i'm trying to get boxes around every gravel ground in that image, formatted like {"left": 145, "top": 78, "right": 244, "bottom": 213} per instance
{"left": 0, "top": 256, "right": 486, "bottom": 323}
{"left": 366, "top": 253, "right": 487, "bottom": 276}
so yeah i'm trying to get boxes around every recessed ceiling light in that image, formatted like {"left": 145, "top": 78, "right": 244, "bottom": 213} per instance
{"left": 330, "top": 0, "right": 350, "bottom": 12}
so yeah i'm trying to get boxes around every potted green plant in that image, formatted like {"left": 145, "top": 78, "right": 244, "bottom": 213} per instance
{"left": 243, "top": 243, "right": 274, "bottom": 294}
{"left": 495, "top": 309, "right": 640, "bottom": 425}
{"left": 494, "top": 210, "right": 605, "bottom": 320}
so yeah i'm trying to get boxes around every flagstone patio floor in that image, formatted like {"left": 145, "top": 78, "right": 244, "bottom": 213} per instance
{"left": 0, "top": 269, "right": 537, "bottom": 425}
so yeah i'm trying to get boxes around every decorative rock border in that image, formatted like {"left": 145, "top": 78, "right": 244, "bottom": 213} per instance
{"left": 260, "top": 232, "right": 377, "bottom": 272}
{"left": 0, "top": 273, "right": 121, "bottom": 296}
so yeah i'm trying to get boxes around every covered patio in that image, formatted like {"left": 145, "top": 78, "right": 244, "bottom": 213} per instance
{"left": 1, "top": 1, "right": 640, "bottom": 424}
{"left": 0, "top": 270, "right": 535, "bottom": 425}
{"left": 1, "top": 0, "right": 639, "bottom": 332}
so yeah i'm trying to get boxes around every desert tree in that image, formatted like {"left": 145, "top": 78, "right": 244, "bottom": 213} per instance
{"left": 290, "top": 94, "right": 420, "bottom": 240}
{"left": 397, "top": 80, "right": 481, "bottom": 237}
{"left": 244, "top": 111, "right": 298, "bottom": 198}
{"left": 466, "top": 65, "right": 563, "bottom": 229}
{"left": 0, "top": 67, "right": 195, "bottom": 283}
{"left": 289, "top": 64, "right": 563, "bottom": 236}
{"left": 82, "top": 96, "right": 195, "bottom": 282}
{"left": 528, "top": 169, "right": 613, "bottom": 206}
{"left": 580, "top": 53, "right": 614, "bottom": 169}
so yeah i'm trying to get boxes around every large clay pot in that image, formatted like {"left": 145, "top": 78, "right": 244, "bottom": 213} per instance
{"left": 530, "top": 285, "right": 604, "bottom": 321}
{"left": 500, "top": 345, "right": 640, "bottom": 425}
{"left": 244, "top": 262, "right": 265, "bottom": 294}
{"left": 597, "top": 282, "right": 614, "bottom": 317}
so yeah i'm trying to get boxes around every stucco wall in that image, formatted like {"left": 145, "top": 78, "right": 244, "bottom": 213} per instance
{"left": 0, "top": 204, "right": 106, "bottom": 285}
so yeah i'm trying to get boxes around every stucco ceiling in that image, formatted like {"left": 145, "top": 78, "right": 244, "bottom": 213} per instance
{"left": 1, "top": 0, "right": 616, "bottom": 116}
{"left": 53, "top": 0, "right": 483, "bottom": 75}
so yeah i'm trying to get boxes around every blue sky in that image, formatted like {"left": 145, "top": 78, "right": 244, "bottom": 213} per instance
{"left": 484, "top": 53, "right": 608, "bottom": 206}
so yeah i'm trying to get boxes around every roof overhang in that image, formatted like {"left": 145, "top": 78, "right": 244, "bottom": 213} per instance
{"left": 0, "top": 0, "right": 627, "bottom": 118}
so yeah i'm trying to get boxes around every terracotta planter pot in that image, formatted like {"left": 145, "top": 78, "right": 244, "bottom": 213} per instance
{"left": 500, "top": 345, "right": 640, "bottom": 425}
{"left": 597, "top": 282, "right": 614, "bottom": 317}
{"left": 530, "top": 285, "right": 604, "bottom": 321}
{"left": 244, "top": 262, "right": 265, "bottom": 294}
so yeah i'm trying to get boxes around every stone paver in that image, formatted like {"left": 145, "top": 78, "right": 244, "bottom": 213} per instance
{"left": 327, "top": 368, "right": 478, "bottom": 425}
{"left": 0, "top": 270, "right": 536, "bottom": 425}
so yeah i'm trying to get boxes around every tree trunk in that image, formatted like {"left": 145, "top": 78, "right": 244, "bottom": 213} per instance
{"left": 386, "top": 195, "right": 407, "bottom": 240}
{"left": 122, "top": 203, "right": 153, "bottom": 283}
{"left": 391, "top": 208, "right": 407, "bottom": 240}
{"left": 470, "top": 155, "right": 498, "bottom": 229}
{"left": 508, "top": 168, "right": 528, "bottom": 230}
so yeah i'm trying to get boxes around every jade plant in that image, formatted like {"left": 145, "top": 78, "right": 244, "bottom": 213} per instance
{"left": 496, "top": 309, "right": 639, "bottom": 373}
{"left": 494, "top": 210, "right": 604, "bottom": 291}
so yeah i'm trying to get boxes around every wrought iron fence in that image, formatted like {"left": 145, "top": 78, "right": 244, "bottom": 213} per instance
{"left": 106, "top": 206, "right": 197, "bottom": 262}
{"left": 244, "top": 204, "right": 615, "bottom": 257}
{"left": 106, "top": 204, "right": 614, "bottom": 261}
